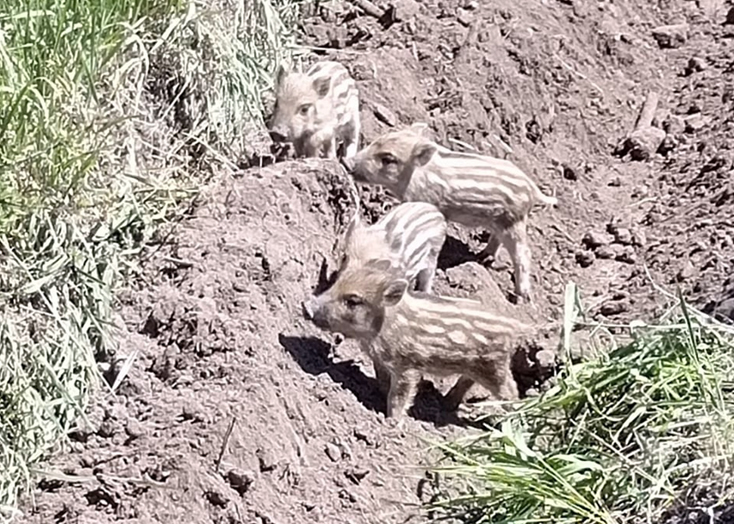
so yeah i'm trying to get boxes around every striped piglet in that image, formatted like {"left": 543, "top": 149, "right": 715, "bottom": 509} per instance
{"left": 268, "top": 60, "right": 360, "bottom": 159}
{"left": 336, "top": 201, "right": 448, "bottom": 294}
{"left": 341, "top": 124, "right": 557, "bottom": 302}
{"left": 303, "top": 261, "right": 529, "bottom": 419}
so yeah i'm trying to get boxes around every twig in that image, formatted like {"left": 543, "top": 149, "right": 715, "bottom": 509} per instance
{"left": 455, "top": 20, "right": 480, "bottom": 62}
{"left": 633, "top": 91, "right": 659, "bottom": 132}
{"left": 215, "top": 417, "right": 236, "bottom": 473}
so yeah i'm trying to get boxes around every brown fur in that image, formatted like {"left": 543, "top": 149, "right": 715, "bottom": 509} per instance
{"left": 341, "top": 124, "right": 557, "bottom": 302}
{"left": 303, "top": 262, "right": 530, "bottom": 419}
{"left": 268, "top": 61, "right": 360, "bottom": 159}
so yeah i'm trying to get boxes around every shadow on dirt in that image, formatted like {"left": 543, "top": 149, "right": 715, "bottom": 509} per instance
{"left": 437, "top": 235, "right": 477, "bottom": 271}
{"left": 279, "top": 334, "right": 485, "bottom": 429}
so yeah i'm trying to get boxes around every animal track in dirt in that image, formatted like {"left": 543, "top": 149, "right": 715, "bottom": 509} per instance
{"left": 21, "top": 0, "right": 734, "bottom": 523}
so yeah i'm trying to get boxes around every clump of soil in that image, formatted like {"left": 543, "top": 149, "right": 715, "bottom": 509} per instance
{"left": 20, "top": 0, "right": 734, "bottom": 522}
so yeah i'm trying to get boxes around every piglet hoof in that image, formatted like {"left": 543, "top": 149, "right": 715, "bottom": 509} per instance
{"left": 382, "top": 415, "right": 406, "bottom": 434}
{"left": 442, "top": 393, "right": 463, "bottom": 412}
{"left": 482, "top": 256, "right": 509, "bottom": 272}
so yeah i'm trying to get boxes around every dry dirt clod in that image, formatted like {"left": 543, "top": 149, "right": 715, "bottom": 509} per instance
{"left": 181, "top": 402, "right": 205, "bottom": 423}
{"left": 226, "top": 469, "right": 255, "bottom": 496}
{"left": 96, "top": 420, "right": 117, "bottom": 439}
{"left": 685, "top": 56, "right": 707, "bottom": 75}
{"left": 562, "top": 164, "right": 578, "bottom": 181}
{"left": 204, "top": 490, "right": 228, "bottom": 508}
{"left": 456, "top": 7, "right": 472, "bottom": 26}
{"left": 685, "top": 113, "right": 710, "bottom": 133}
{"left": 325, "top": 443, "right": 341, "bottom": 462}
{"left": 714, "top": 298, "right": 734, "bottom": 321}
{"left": 582, "top": 231, "right": 608, "bottom": 249}
{"left": 614, "top": 245, "right": 637, "bottom": 264}
{"left": 345, "top": 468, "right": 370, "bottom": 485}
{"left": 575, "top": 251, "right": 595, "bottom": 268}
{"left": 256, "top": 447, "right": 277, "bottom": 472}
{"left": 612, "top": 227, "right": 633, "bottom": 245}
{"left": 371, "top": 101, "right": 398, "bottom": 127}
{"left": 676, "top": 262, "right": 695, "bottom": 282}
{"left": 651, "top": 24, "right": 689, "bottom": 49}
{"left": 534, "top": 349, "right": 557, "bottom": 370}
{"left": 125, "top": 419, "right": 145, "bottom": 440}
{"left": 600, "top": 300, "right": 629, "bottom": 317}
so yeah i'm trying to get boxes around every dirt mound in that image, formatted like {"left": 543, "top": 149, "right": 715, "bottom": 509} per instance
{"left": 20, "top": 0, "right": 734, "bottom": 522}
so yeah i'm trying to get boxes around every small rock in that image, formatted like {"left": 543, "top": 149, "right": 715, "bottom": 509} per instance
{"left": 69, "top": 428, "right": 93, "bottom": 443}
{"left": 339, "top": 489, "right": 358, "bottom": 504}
{"left": 97, "top": 420, "right": 116, "bottom": 439}
{"left": 345, "top": 468, "right": 370, "bottom": 485}
{"left": 79, "top": 454, "right": 96, "bottom": 468}
{"left": 600, "top": 301, "right": 629, "bottom": 317}
{"left": 562, "top": 164, "right": 578, "bottom": 181}
{"left": 524, "top": 387, "right": 540, "bottom": 397}
{"left": 624, "top": 127, "right": 667, "bottom": 161}
{"left": 535, "top": 349, "right": 556, "bottom": 370}
{"left": 608, "top": 176, "right": 622, "bottom": 187}
{"left": 684, "top": 57, "right": 707, "bottom": 75}
{"left": 456, "top": 7, "right": 472, "bottom": 26}
{"left": 575, "top": 251, "right": 595, "bottom": 268}
{"left": 464, "top": 0, "right": 478, "bottom": 9}
{"left": 631, "top": 230, "right": 647, "bottom": 247}
{"left": 685, "top": 113, "right": 709, "bottom": 133}
{"left": 226, "top": 470, "right": 255, "bottom": 496}
{"left": 353, "top": 428, "right": 375, "bottom": 446}
{"left": 612, "top": 227, "right": 633, "bottom": 245}
{"left": 676, "top": 263, "right": 695, "bottom": 282}
{"left": 181, "top": 402, "right": 205, "bottom": 423}
{"left": 582, "top": 231, "right": 608, "bottom": 249}
{"left": 204, "top": 490, "right": 228, "bottom": 508}
{"left": 256, "top": 447, "right": 277, "bottom": 472}
{"left": 371, "top": 102, "right": 398, "bottom": 127}
{"left": 325, "top": 443, "right": 341, "bottom": 462}
{"left": 595, "top": 245, "right": 616, "bottom": 260}
{"left": 125, "top": 419, "right": 145, "bottom": 440}
{"left": 651, "top": 24, "right": 689, "bottom": 49}
{"left": 658, "top": 135, "right": 678, "bottom": 155}
{"left": 714, "top": 298, "right": 734, "bottom": 321}
{"left": 663, "top": 114, "right": 686, "bottom": 135}
{"left": 614, "top": 245, "right": 637, "bottom": 264}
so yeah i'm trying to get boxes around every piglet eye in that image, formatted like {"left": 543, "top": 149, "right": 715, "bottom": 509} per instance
{"left": 298, "top": 104, "right": 311, "bottom": 115}
{"left": 380, "top": 154, "right": 397, "bottom": 166}
{"left": 343, "top": 294, "right": 363, "bottom": 309}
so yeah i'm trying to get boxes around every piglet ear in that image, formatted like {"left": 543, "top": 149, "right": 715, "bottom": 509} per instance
{"left": 275, "top": 64, "right": 287, "bottom": 88}
{"left": 366, "top": 258, "right": 393, "bottom": 273}
{"left": 312, "top": 76, "right": 331, "bottom": 98}
{"left": 411, "top": 141, "right": 437, "bottom": 167}
{"left": 382, "top": 279, "right": 408, "bottom": 306}
{"left": 410, "top": 122, "right": 429, "bottom": 135}
{"left": 344, "top": 211, "right": 363, "bottom": 241}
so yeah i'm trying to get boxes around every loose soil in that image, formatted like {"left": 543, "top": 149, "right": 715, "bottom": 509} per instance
{"left": 19, "top": 0, "right": 734, "bottom": 523}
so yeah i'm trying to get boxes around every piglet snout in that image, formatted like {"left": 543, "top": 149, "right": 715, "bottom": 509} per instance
{"left": 340, "top": 155, "right": 355, "bottom": 172}
{"left": 301, "top": 300, "right": 315, "bottom": 321}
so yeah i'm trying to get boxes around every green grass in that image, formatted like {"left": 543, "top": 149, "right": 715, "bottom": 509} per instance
{"left": 0, "top": 0, "right": 300, "bottom": 520}
{"left": 426, "top": 283, "right": 734, "bottom": 524}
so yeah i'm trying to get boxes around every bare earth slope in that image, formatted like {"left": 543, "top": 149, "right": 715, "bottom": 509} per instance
{"left": 20, "top": 0, "right": 734, "bottom": 523}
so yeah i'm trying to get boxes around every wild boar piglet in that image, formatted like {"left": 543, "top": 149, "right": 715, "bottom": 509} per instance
{"left": 337, "top": 201, "right": 447, "bottom": 294}
{"left": 341, "top": 124, "right": 557, "bottom": 302}
{"left": 268, "top": 60, "right": 360, "bottom": 159}
{"left": 302, "top": 260, "right": 529, "bottom": 419}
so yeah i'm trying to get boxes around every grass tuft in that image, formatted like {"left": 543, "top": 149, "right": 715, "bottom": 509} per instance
{"left": 427, "top": 282, "right": 734, "bottom": 524}
{"left": 0, "top": 0, "right": 301, "bottom": 519}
